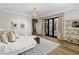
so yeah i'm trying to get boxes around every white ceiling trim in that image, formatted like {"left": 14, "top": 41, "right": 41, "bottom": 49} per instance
{"left": 0, "top": 3, "right": 79, "bottom": 18}
{"left": 42, "top": 4, "right": 79, "bottom": 18}
{"left": 1, "top": 9, "right": 30, "bottom": 17}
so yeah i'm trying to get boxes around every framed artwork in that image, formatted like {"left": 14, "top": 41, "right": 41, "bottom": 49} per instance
{"left": 72, "top": 20, "right": 79, "bottom": 27}
{"left": 20, "top": 23, "right": 25, "bottom": 28}
{"left": 11, "top": 22, "right": 17, "bottom": 28}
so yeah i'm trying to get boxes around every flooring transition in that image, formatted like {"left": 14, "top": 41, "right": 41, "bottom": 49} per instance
{"left": 33, "top": 35, "right": 79, "bottom": 55}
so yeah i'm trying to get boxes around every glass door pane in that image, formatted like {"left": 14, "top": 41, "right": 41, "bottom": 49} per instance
{"left": 49, "top": 19, "right": 53, "bottom": 36}
{"left": 45, "top": 19, "right": 48, "bottom": 35}
{"left": 54, "top": 18, "right": 58, "bottom": 37}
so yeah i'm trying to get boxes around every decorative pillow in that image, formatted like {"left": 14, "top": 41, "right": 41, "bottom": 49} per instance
{"left": 0, "top": 31, "right": 8, "bottom": 44}
{"left": 7, "top": 31, "right": 16, "bottom": 42}
{"left": 12, "top": 31, "right": 17, "bottom": 38}
{"left": 0, "top": 31, "right": 3, "bottom": 42}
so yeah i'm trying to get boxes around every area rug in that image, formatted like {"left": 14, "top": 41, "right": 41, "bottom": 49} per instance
{"left": 19, "top": 38, "right": 60, "bottom": 55}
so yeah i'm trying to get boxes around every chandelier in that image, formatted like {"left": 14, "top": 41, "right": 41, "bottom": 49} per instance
{"left": 32, "top": 8, "right": 39, "bottom": 19}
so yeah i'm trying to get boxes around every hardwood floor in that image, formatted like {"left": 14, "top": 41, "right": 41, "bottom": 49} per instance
{"left": 48, "top": 45, "right": 79, "bottom": 55}
{"left": 34, "top": 35, "right": 79, "bottom": 55}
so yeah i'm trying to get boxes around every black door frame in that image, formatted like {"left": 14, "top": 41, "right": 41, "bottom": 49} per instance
{"left": 32, "top": 19, "right": 38, "bottom": 34}
{"left": 45, "top": 17, "right": 58, "bottom": 38}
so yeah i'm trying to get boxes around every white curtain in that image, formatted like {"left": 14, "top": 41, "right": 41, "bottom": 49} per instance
{"left": 58, "top": 16, "right": 64, "bottom": 40}
{"left": 41, "top": 19, "right": 45, "bottom": 35}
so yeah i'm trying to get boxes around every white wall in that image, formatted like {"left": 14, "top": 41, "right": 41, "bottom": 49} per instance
{"left": 0, "top": 11, "right": 32, "bottom": 35}
{"left": 64, "top": 9, "right": 79, "bottom": 20}
{"left": 36, "top": 19, "right": 43, "bottom": 34}
{"left": 64, "top": 8, "right": 79, "bottom": 30}
{"left": 64, "top": 9, "right": 79, "bottom": 38}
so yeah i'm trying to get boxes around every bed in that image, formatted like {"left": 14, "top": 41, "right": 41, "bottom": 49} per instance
{"left": 0, "top": 20, "right": 37, "bottom": 55}
{"left": 0, "top": 36, "right": 37, "bottom": 55}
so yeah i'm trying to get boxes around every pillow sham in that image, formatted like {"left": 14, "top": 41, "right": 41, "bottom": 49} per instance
{"left": 7, "top": 31, "right": 16, "bottom": 42}
{"left": 0, "top": 31, "right": 2, "bottom": 43}
{"left": 0, "top": 31, "right": 8, "bottom": 44}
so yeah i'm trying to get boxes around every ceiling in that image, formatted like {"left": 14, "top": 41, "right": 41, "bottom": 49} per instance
{"left": 0, "top": 3, "right": 78, "bottom": 17}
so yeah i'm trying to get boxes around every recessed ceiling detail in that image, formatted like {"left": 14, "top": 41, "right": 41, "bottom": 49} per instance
{"left": 0, "top": 3, "right": 78, "bottom": 17}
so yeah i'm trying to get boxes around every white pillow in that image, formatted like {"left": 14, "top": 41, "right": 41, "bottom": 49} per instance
{"left": 0, "top": 31, "right": 3, "bottom": 43}
{"left": 0, "top": 43, "right": 6, "bottom": 55}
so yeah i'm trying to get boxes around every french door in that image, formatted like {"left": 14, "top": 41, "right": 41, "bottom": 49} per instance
{"left": 49, "top": 19, "right": 54, "bottom": 36}
{"left": 54, "top": 18, "right": 58, "bottom": 38}
{"left": 45, "top": 19, "right": 49, "bottom": 36}
{"left": 45, "top": 17, "right": 58, "bottom": 38}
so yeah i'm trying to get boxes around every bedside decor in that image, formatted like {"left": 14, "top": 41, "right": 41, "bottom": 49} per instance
{"left": 72, "top": 20, "right": 79, "bottom": 27}
{"left": 20, "top": 24, "right": 25, "bottom": 29}
{"left": 11, "top": 22, "right": 17, "bottom": 28}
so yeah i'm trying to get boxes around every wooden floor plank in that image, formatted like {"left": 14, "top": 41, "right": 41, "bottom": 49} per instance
{"left": 34, "top": 35, "right": 79, "bottom": 55}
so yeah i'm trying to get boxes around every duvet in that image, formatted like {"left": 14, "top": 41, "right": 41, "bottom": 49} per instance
{"left": 0, "top": 36, "right": 37, "bottom": 55}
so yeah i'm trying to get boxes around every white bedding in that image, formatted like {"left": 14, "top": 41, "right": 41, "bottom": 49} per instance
{"left": 0, "top": 36, "right": 37, "bottom": 55}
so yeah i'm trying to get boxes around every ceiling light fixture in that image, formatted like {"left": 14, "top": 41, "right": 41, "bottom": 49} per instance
{"left": 32, "top": 8, "right": 39, "bottom": 19}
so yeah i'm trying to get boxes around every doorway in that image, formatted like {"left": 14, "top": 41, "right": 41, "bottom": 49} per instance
{"left": 32, "top": 19, "right": 38, "bottom": 34}
{"left": 45, "top": 17, "right": 58, "bottom": 38}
